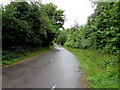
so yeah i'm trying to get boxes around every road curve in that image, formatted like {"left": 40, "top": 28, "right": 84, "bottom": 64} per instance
{"left": 3, "top": 44, "right": 81, "bottom": 88}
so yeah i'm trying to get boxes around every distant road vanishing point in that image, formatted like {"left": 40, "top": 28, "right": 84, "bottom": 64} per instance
{"left": 3, "top": 44, "right": 81, "bottom": 88}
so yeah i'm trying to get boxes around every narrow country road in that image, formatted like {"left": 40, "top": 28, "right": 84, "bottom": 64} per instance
{"left": 3, "top": 44, "right": 81, "bottom": 88}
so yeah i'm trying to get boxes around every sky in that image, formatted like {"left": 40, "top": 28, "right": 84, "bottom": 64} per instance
{"left": 0, "top": 0, "right": 95, "bottom": 29}
{"left": 42, "top": 0, "right": 94, "bottom": 29}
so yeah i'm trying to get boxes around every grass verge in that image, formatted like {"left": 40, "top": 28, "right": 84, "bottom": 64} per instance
{"left": 64, "top": 47, "right": 119, "bottom": 88}
{"left": 2, "top": 46, "right": 54, "bottom": 67}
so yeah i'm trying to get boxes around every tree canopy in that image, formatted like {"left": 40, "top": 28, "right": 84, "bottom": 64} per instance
{"left": 2, "top": 2, "right": 65, "bottom": 49}
{"left": 2, "top": 1, "right": 65, "bottom": 61}
{"left": 58, "top": 1, "right": 120, "bottom": 55}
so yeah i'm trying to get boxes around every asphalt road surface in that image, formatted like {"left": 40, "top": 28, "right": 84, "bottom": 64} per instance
{"left": 3, "top": 44, "right": 81, "bottom": 88}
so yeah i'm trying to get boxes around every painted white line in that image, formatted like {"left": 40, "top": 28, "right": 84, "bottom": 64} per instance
{"left": 50, "top": 59, "right": 53, "bottom": 62}
{"left": 51, "top": 84, "right": 56, "bottom": 90}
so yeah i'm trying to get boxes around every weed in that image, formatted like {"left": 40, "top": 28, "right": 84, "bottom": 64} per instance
{"left": 65, "top": 47, "right": 119, "bottom": 88}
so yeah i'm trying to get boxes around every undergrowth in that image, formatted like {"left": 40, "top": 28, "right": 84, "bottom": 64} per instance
{"left": 2, "top": 46, "right": 53, "bottom": 66}
{"left": 65, "top": 47, "right": 119, "bottom": 88}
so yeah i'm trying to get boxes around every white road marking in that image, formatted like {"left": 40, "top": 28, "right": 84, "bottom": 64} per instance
{"left": 50, "top": 59, "right": 54, "bottom": 62}
{"left": 51, "top": 84, "right": 56, "bottom": 90}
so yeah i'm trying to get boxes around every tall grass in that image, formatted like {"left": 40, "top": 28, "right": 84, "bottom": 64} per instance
{"left": 65, "top": 47, "right": 119, "bottom": 88}
{"left": 2, "top": 46, "right": 53, "bottom": 66}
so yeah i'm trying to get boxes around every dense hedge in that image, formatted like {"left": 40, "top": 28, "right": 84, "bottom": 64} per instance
{"left": 58, "top": 1, "right": 120, "bottom": 55}
{"left": 56, "top": 1, "right": 120, "bottom": 88}
{"left": 2, "top": 2, "right": 64, "bottom": 61}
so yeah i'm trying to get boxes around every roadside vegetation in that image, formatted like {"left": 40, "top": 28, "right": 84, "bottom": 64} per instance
{"left": 65, "top": 47, "right": 119, "bottom": 88}
{"left": 1, "top": 1, "right": 64, "bottom": 65}
{"left": 2, "top": 46, "right": 53, "bottom": 66}
{"left": 56, "top": 1, "right": 120, "bottom": 88}
{"left": 1, "top": 0, "right": 120, "bottom": 88}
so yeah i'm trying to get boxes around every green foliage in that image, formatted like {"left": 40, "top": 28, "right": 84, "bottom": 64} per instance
{"left": 64, "top": 26, "right": 82, "bottom": 48}
{"left": 65, "top": 47, "right": 119, "bottom": 88}
{"left": 2, "top": 1, "right": 65, "bottom": 64}
{"left": 56, "top": 30, "right": 67, "bottom": 45}
{"left": 2, "top": 46, "right": 53, "bottom": 66}
{"left": 63, "top": 1, "right": 120, "bottom": 55}
{"left": 59, "top": 1, "right": 120, "bottom": 88}
{"left": 41, "top": 3, "right": 65, "bottom": 30}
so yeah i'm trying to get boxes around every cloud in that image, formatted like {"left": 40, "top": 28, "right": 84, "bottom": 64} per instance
{"left": 0, "top": 0, "right": 94, "bottom": 29}
{"left": 42, "top": 0, "right": 94, "bottom": 29}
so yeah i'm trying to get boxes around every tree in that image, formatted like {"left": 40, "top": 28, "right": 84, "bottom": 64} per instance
{"left": 56, "top": 30, "right": 67, "bottom": 45}
{"left": 2, "top": 2, "right": 65, "bottom": 49}
{"left": 63, "top": 1, "right": 120, "bottom": 54}
{"left": 2, "top": 1, "right": 65, "bottom": 61}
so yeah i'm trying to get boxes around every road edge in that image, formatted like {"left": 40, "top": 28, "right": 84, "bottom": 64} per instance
{"left": 3, "top": 47, "right": 54, "bottom": 68}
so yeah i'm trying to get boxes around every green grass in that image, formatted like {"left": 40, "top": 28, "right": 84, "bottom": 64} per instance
{"left": 2, "top": 46, "right": 54, "bottom": 67}
{"left": 64, "top": 47, "right": 119, "bottom": 88}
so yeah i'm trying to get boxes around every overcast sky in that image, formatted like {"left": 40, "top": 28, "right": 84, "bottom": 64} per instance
{"left": 42, "top": 0, "right": 94, "bottom": 29}
{"left": 0, "top": 0, "right": 94, "bottom": 29}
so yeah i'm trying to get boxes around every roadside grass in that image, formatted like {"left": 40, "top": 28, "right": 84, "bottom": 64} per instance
{"left": 2, "top": 46, "right": 54, "bottom": 67}
{"left": 64, "top": 47, "right": 119, "bottom": 88}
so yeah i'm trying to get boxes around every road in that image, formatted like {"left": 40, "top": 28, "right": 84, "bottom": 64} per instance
{"left": 3, "top": 44, "right": 82, "bottom": 88}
